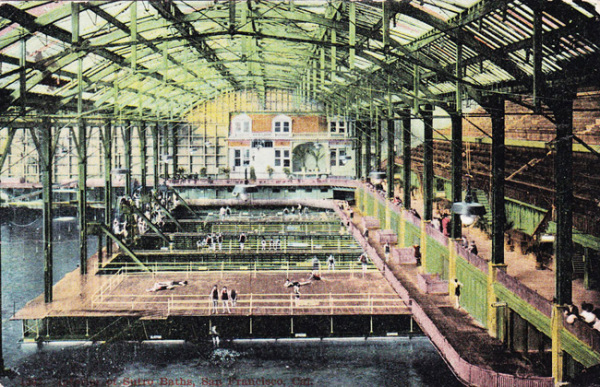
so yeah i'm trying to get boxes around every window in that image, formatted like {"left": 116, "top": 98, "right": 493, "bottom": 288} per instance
{"left": 329, "top": 119, "right": 347, "bottom": 134}
{"left": 274, "top": 149, "right": 290, "bottom": 167}
{"left": 273, "top": 115, "right": 292, "bottom": 134}
{"left": 330, "top": 149, "right": 337, "bottom": 167}
{"left": 231, "top": 114, "right": 252, "bottom": 136}
{"left": 252, "top": 140, "right": 273, "bottom": 148}
{"left": 338, "top": 149, "right": 347, "bottom": 165}
{"left": 234, "top": 149, "right": 250, "bottom": 167}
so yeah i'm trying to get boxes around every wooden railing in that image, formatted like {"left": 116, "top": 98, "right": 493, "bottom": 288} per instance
{"left": 91, "top": 291, "right": 407, "bottom": 316}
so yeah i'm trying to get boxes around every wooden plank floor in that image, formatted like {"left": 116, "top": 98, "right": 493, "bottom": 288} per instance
{"left": 13, "top": 269, "right": 409, "bottom": 320}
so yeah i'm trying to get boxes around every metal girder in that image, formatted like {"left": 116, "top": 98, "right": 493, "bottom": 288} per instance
{"left": 83, "top": 3, "right": 204, "bottom": 95}
{"left": 151, "top": 0, "right": 240, "bottom": 90}
{"left": 394, "top": 1, "right": 529, "bottom": 85}
{"left": 0, "top": 127, "right": 17, "bottom": 171}
{"left": 0, "top": 3, "right": 197, "bottom": 114}
{"left": 95, "top": 223, "right": 149, "bottom": 272}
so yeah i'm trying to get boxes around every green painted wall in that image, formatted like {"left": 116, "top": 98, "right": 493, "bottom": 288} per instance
{"left": 456, "top": 256, "right": 488, "bottom": 325}
{"left": 426, "top": 237, "right": 449, "bottom": 280}
{"left": 404, "top": 223, "right": 420, "bottom": 247}
{"left": 505, "top": 198, "right": 547, "bottom": 236}
{"left": 357, "top": 185, "right": 600, "bottom": 368}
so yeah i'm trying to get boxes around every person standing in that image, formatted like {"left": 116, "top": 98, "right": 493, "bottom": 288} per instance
{"left": 468, "top": 241, "right": 478, "bottom": 255}
{"left": 239, "top": 232, "right": 247, "bottom": 251}
{"left": 454, "top": 278, "right": 462, "bottom": 309}
{"left": 210, "top": 285, "right": 219, "bottom": 314}
{"left": 358, "top": 252, "right": 369, "bottom": 276}
{"left": 327, "top": 254, "right": 336, "bottom": 271}
{"left": 210, "top": 325, "right": 220, "bottom": 347}
{"left": 221, "top": 286, "right": 231, "bottom": 313}
{"left": 217, "top": 232, "right": 223, "bottom": 251}
{"left": 261, "top": 236, "right": 267, "bottom": 251}
{"left": 441, "top": 213, "right": 451, "bottom": 237}
{"left": 209, "top": 233, "right": 216, "bottom": 251}
{"left": 413, "top": 245, "right": 421, "bottom": 266}
{"left": 230, "top": 289, "right": 238, "bottom": 307}
{"left": 311, "top": 256, "right": 320, "bottom": 276}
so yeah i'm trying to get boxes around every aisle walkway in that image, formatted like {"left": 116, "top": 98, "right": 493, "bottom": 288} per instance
{"left": 351, "top": 208, "right": 548, "bottom": 377}
{"left": 407, "top": 194, "right": 600, "bottom": 308}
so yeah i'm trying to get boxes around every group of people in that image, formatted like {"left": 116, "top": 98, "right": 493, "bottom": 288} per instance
{"left": 112, "top": 188, "right": 180, "bottom": 243}
{"left": 282, "top": 204, "right": 309, "bottom": 217}
{"left": 197, "top": 232, "right": 224, "bottom": 251}
{"left": 218, "top": 206, "right": 232, "bottom": 219}
{"left": 564, "top": 302, "right": 600, "bottom": 332}
{"left": 461, "top": 237, "right": 478, "bottom": 255}
{"left": 260, "top": 236, "right": 281, "bottom": 250}
{"left": 210, "top": 285, "right": 238, "bottom": 314}
{"left": 431, "top": 212, "right": 452, "bottom": 237}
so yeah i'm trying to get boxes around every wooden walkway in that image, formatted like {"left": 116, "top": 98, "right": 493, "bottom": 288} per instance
{"left": 13, "top": 270, "right": 409, "bottom": 320}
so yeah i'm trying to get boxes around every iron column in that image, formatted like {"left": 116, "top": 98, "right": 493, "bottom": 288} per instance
{"left": 124, "top": 120, "right": 132, "bottom": 195}
{"left": 553, "top": 96, "right": 574, "bottom": 305}
{"left": 364, "top": 120, "right": 372, "bottom": 177}
{"left": 421, "top": 104, "right": 433, "bottom": 221}
{"left": 387, "top": 118, "right": 395, "bottom": 199}
{"left": 139, "top": 121, "right": 147, "bottom": 188}
{"left": 401, "top": 108, "right": 412, "bottom": 210}
{"left": 451, "top": 111, "right": 463, "bottom": 239}
{"left": 153, "top": 122, "right": 160, "bottom": 189}
{"left": 490, "top": 98, "right": 506, "bottom": 265}
{"left": 41, "top": 119, "right": 53, "bottom": 303}
{"left": 103, "top": 118, "right": 112, "bottom": 258}
{"left": 77, "top": 118, "right": 87, "bottom": 274}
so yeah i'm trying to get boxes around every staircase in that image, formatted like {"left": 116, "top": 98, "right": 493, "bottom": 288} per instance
{"left": 472, "top": 189, "right": 491, "bottom": 231}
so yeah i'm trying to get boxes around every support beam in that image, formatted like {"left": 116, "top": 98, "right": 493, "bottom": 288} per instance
{"left": 150, "top": 1, "right": 240, "bottom": 89}
{"left": 152, "top": 122, "right": 160, "bottom": 190}
{"left": 451, "top": 111, "right": 462, "bottom": 239}
{"left": 77, "top": 118, "right": 87, "bottom": 274}
{"left": 401, "top": 108, "right": 412, "bottom": 210}
{"left": 375, "top": 114, "right": 382, "bottom": 169}
{"left": 19, "top": 39, "right": 26, "bottom": 115}
{"left": 126, "top": 203, "right": 169, "bottom": 244}
{"left": 124, "top": 120, "right": 132, "bottom": 195}
{"left": 163, "top": 121, "right": 169, "bottom": 181}
{"left": 169, "top": 188, "right": 199, "bottom": 218}
{"left": 130, "top": 2, "right": 137, "bottom": 71}
{"left": 0, "top": 128, "right": 16, "bottom": 171}
{"left": 387, "top": 118, "right": 395, "bottom": 199}
{"left": 39, "top": 119, "right": 53, "bottom": 303}
{"left": 421, "top": 104, "right": 433, "bottom": 221}
{"left": 0, "top": 126, "right": 17, "bottom": 371}
{"left": 355, "top": 125, "right": 362, "bottom": 179}
{"left": 349, "top": 1, "right": 356, "bottom": 70}
{"left": 364, "top": 120, "right": 372, "bottom": 176}
{"left": 138, "top": 121, "right": 147, "bottom": 188}
{"left": 152, "top": 195, "right": 183, "bottom": 231}
{"left": 489, "top": 98, "right": 505, "bottom": 265}
{"left": 95, "top": 223, "right": 149, "bottom": 272}
{"left": 171, "top": 122, "right": 178, "bottom": 178}
{"left": 102, "top": 118, "right": 112, "bottom": 258}
{"left": 532, "top": 4, "right": 543, "bottom": 111}
{"left": 552, "top": 94, "right": 575, "bottom": 306}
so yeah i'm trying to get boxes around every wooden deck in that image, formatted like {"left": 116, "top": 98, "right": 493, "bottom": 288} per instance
{"left": 13, "top": 270, "right": 409, "bottom": 320}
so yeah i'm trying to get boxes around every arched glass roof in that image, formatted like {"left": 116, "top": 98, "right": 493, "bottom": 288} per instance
{"left": 0, "top": 0, "right": 598, "bottom": 120}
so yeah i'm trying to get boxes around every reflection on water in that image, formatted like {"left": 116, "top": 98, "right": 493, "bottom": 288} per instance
{"left": 0, "top": 212, "right": 460, "bottom": 387}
